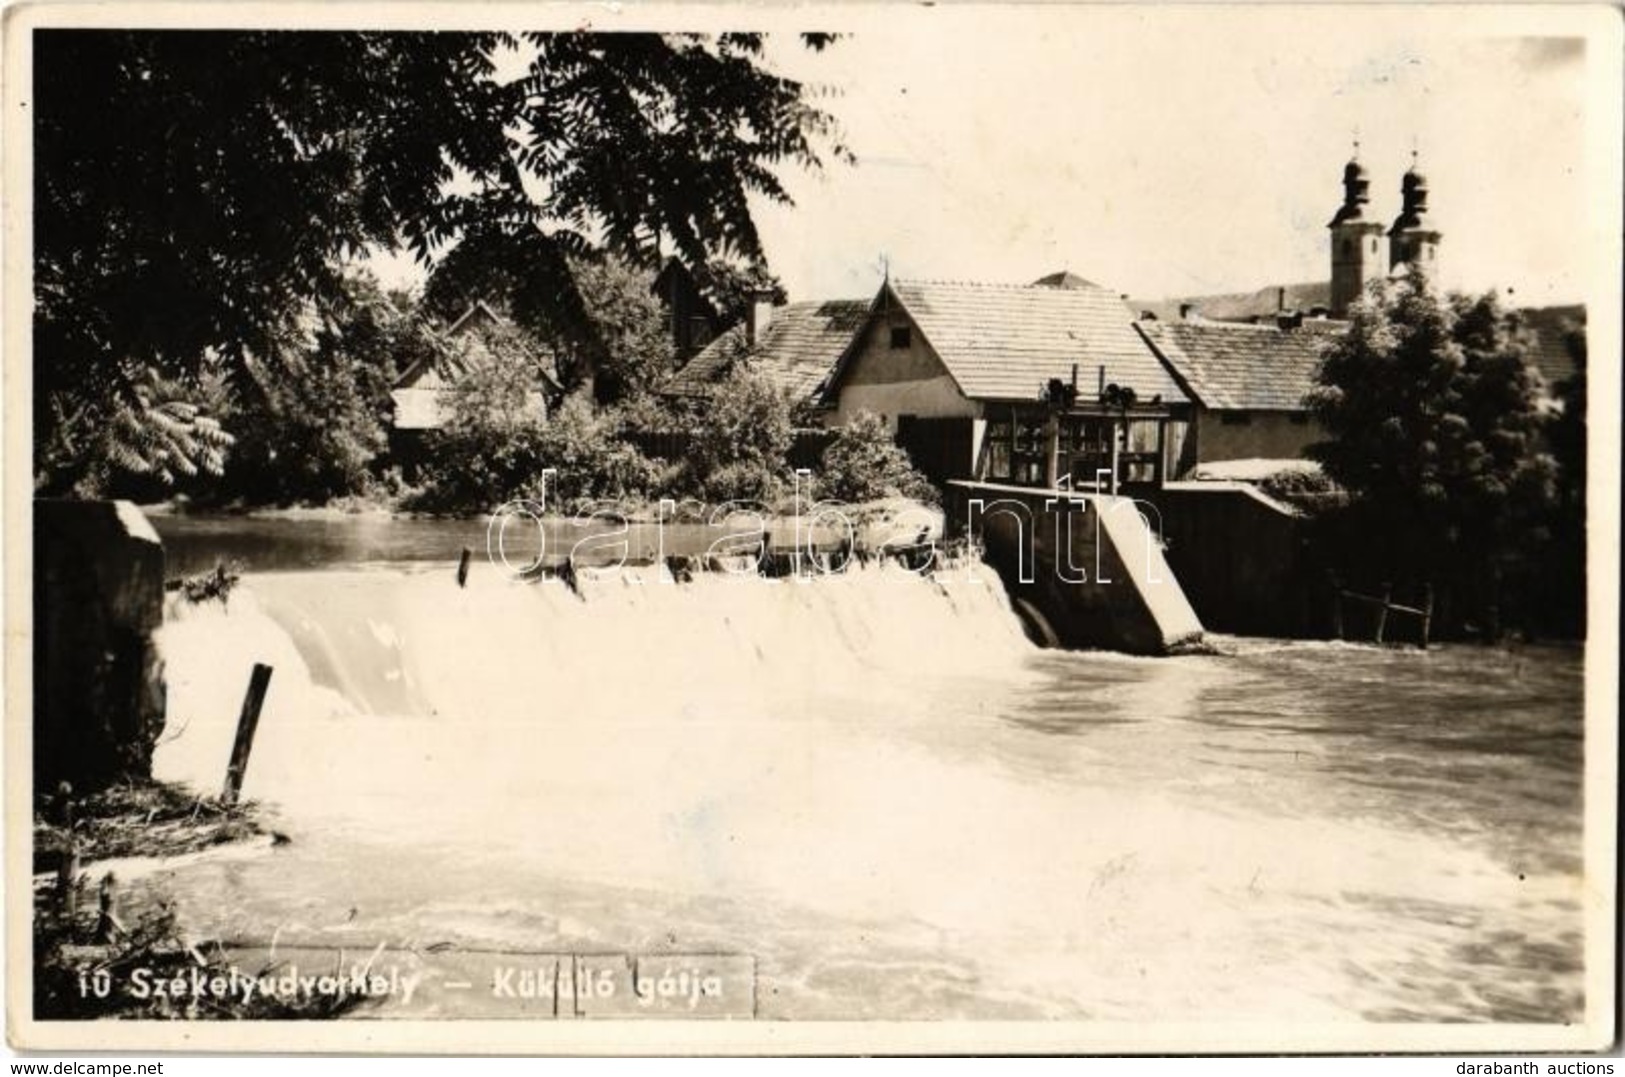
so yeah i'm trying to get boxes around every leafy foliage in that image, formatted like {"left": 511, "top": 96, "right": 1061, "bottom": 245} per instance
{"left": 1306, "top": 266, "right": 1559, "bottom": 634}
{"left": 210, "top": 273, "right": 421, "bottom": 505}
{"left": 34, "top": 30, "right": 844, "bottom": 493}
{"left": 690, "top": 257, "right": 789, "bottom": 328}
{"left": 37, "top": 363, "right": 235, "bottom": 498}
{"left": 816, "top": 411, "right": 938, "bottom": 504}
{"left": 426, "top": 254, "right": 677, "bottom": 404}
{"left": 407, "top": 322, "right": 662, "bottom": 514}
{"left": 675, "top": 368, "right": 795, "bottom": 502}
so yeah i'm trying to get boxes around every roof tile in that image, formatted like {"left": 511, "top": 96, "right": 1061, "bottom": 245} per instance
{"left": 888, "top": 279, "right": 1187, "bottom": 404}
{"left": 1139, "top": 321, "right": 1333, "bottom": 411}
{"left": 665, "top": 299, "right": 870, "bottom": 403}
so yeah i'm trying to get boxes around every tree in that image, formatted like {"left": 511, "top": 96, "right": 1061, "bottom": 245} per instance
{"left": 691, "top": 258, "right": 790, "bottom": 328}
{"left": 195, "top": 271, "right": 433, "bottom": 505}
{"left": 1307, "top": 266, "right": 1557, "bottom": 634}
{"left": 426, "top": 251, "right": 676, "bottom": 404}
{"left": 34, "top": 30, "right": 846, "bottom": 491}
{"left": 36, "top": 363, "right": 235, "bottom": 500}
{"left": 406, "top": 321, "right": 557, "bottom": 512}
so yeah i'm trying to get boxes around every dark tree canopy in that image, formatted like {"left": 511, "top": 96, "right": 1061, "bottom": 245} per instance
{"left": 33, "top": 29, "right": 844, "bottom": 491}
{"left": 1306, "top": 266, "right": 1560, "bottom": 632}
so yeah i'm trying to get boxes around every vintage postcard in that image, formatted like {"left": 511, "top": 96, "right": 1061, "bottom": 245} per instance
{"left": 3, "top": 1, "right": 1619, "bottom": 1057}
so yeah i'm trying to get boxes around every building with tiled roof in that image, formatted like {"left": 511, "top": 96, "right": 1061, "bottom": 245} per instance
{"left": 1516, "top": 304, "right": 1586, "bottom": 387}
{"left": 390, "top": 301, "right": 561, "bottom": 432}
{"left": 663, "top": 298, "right": 870, "bottom": 406}
{"left": 1135, "top": 320, "right": 1335, "bottom": 471}
{"left": 829, "top": 278, "right": 1187, "bottom": 411}
{"left": 821, "top": 276, "right": 1190, "bottom": 488}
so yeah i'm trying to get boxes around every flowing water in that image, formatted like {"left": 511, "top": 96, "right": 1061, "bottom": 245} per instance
{"left": 144, "top": 517, "right": 1586, "bottom": 1022}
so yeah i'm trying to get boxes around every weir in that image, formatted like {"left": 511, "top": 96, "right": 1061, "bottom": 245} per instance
{"left": 944, "top": 481, "right": 1204, "bottom": 656}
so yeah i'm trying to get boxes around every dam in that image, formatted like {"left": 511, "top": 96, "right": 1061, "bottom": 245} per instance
{"left": 945, "top": 481, "right": 1204, "bottom": 655}
{"left": 129, "top": 513, "right": 1585, "bottom": 1023}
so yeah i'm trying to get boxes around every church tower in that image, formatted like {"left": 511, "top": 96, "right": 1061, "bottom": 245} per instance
{"left": 1328, "top": 152, "right": 1387, "bottom": 317}
{"left": 1388, "top": 158, "right": 1442, "bottom": 277}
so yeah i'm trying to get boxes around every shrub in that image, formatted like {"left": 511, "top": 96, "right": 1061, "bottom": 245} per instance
{"left": 530, "top": 395, "right": 664, "bottom": 508}
{"left": 817, "top": 411, "right": 938, "bottom": 504}
{"left": 674, "top": 368, "right": 794, "bottom": 502}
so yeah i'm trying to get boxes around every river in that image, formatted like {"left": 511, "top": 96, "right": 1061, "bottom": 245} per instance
{"left": 141, "top": 515, "right": 1587, "bottom": 1023}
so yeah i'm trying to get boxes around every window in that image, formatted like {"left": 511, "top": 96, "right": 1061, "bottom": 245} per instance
{"left": 889, "top": 325, "right": 912, "bottom": 349}
{"left": 984, "top": 421, "right": 1012, "bottom": 481}
{"left": 1219, "top": 411, "right": 1253, "bottom": 426}
{"left": 1012, "top": 416, "right": 1048, "bottom": 485}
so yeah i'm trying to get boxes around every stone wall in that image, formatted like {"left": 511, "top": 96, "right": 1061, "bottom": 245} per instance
{"left": 34, "top": 500, "right": 167, "bottom": 793}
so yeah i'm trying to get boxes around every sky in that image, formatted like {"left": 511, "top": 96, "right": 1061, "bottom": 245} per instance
{"left": 369, "top": 7, "right": 1603, "bottom": 309}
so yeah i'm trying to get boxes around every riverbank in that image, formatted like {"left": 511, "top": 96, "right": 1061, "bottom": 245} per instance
{"left": 30, "top": 779, "right": 371, "bottom": 1019}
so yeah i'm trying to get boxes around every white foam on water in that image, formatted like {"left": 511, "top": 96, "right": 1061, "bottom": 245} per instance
{"left": 151, "top": 565, "right": 1582, "bottom": 1021}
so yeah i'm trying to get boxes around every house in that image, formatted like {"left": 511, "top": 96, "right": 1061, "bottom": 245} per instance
{"left": 388, "top": 302, "right": 562, "bottom": 466}
{"left": 1134, "top": 318, "right": 1336, "bottom": 474}
{"left": 663, "top": 297, "right": 870, "bottom": 408}
{"left": 820, "top": 275, "right": 1190, "bottom": 490}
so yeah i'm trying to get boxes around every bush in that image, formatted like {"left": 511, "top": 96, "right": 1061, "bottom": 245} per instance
{"left": 410, "top": 385, "right": 662, "bottom": 515}
{"left": 817, "top": 411, "right": 938, "bottom": 504}
{"left": 673, "top": 368, "right": 794, "bottom": 502}
{"left": 1254, "top": 466, "right": 1347, "bottom": 515}
{"left": 222, "top": 352, "right": 388, "bottom": 504}
{"left": 530, "top": 395, "right": 665, "bottom": 508}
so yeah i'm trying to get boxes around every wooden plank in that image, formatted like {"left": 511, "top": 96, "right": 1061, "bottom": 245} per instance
{"left": 222, "top": 663, "right": 273, "bottom": 807}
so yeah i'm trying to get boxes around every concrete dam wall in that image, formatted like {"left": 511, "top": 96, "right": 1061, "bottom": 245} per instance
{"left": 945, "top": 482, "right": 1204, "bottom": 656}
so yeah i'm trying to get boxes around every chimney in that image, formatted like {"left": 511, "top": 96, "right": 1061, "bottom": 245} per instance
{"left": 1277, "top": 286, "right": 1287, "bottom": 312}
{"left": 745, "top": 292, "right": 776, "bottom": 348}
{"left": 1179, "top": 303, "right": 1194, "bottom": 321}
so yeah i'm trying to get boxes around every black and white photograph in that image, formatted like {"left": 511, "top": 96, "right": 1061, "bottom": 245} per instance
{"left": 3, "top": 2, "right": 1619, "bottom": 1059}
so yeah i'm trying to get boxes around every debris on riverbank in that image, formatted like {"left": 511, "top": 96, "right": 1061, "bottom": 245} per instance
{"left": 31, "top": 779, "right": 364, "bottom": 1019}
{"left": 32, "top": 780, "right": 276, "bottom": 876}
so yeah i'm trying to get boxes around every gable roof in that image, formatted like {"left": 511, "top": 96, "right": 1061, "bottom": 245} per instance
{"left": 392, "top": 301, "right": 562, "bottom": 393}
{"left": 444, "top": 299, "right": 508, "bottom": 338}
{"left": 664, "top": 299, "right": 870, "bottom": 403}
{"left": 877, "top": 279, "right": 1187, "bottom": 404}
{"left": 1136, "top": 320, "right": 1334, "bottom": 411}
{"left": 1032, "top": 270, "right": 1102, "bottom": 290}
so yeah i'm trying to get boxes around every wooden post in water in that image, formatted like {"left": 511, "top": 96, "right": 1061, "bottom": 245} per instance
{"left": 456, "top": 547, "right": 472, "bottom": 588}
{"left": 1419, "top": 584, "right": 1435, "bottom": 650}
{"left": 1373, "top": 583, "right": 1393, "bottom": 644}
{"left": 222, "top": 663, "right": 273, "bottom": 807}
